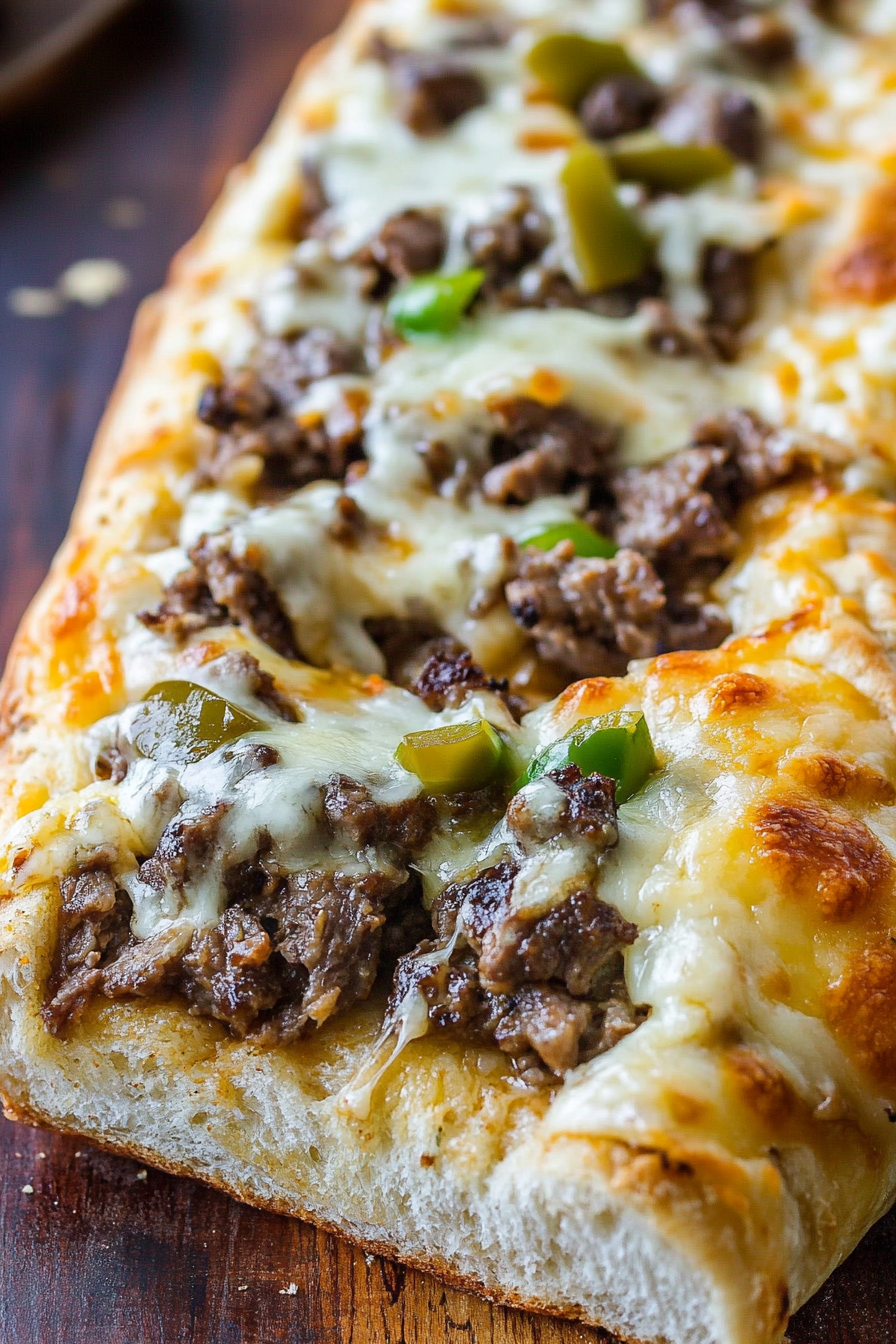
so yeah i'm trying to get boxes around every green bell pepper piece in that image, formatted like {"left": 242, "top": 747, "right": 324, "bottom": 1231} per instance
{"left": 387, "top": 269, "right": 485, "bottom": 339}
{"left": 608, "top": 132, "right": 736, "bottom": 191}
{"left": 131, "top": 680, "right": 263, "bottom": 769}
{"left": 559, "top": 142, "right": 649, "bottom": 293}
{"left": 520, "top": 710, "right": 656, "bottom": 803}
{"left": 526, "top": 33, "right": 642, "bottom": 108}
{"left": 519, "top": 519, "right": 618, "bottom": 559}
{"left": 396, "top": 720, "right": 505, "bottom": 794}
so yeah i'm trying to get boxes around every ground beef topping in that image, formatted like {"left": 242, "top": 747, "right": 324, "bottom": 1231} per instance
{"left": 465, "top": 187, "right": 553, "bottom": 297}
{"left": 197, "top": 331, "right": 367, "bottom": 491}
{"left": 410, "top": 637, "right": 521, "bottom": 717}
{"left": 370, "top": 37, "right": 487, "bottom": 137}
{"left": 140, "top": 534, "right": 299, "bottom": 661}
{"left": 43, "top": 767, "right": 440, "bottom": 1041}
{"left": 503, "top": 408, "right": 811, "bottom": 679}
{"left": 386, "top": 768, "right": 645, "bottom": 1077}
{"left": 506, "top": 545, "right": 667, "bottom": 679}
{"left": 579, "top": 73, "right": 662, "bottom": 140}
{"left": 481, "top": 397, "right": 620, "bottom": 505}
{"left": 356, "top": 208, "right": 447, "bottom": 297}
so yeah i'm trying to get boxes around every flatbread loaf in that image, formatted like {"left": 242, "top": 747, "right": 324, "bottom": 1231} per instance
{"left": 4, "top": 2, "right": 896, "bottom": 1341}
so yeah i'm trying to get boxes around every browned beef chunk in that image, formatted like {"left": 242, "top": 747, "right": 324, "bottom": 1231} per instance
{"left": 323, "top": 774, "right": 437, "bottom": 850}
{"left": 501, "top": 260, "right": 662, "bottom": 321}
{"left": 726, "top": 12, "right": 796, "bottom": 70}
{"left": 268, "top": 869, "right": 403, "bottom": 1037}
{"left": 579, "top": 74, "right": 661, "bottom": 140}
{"left": 41, "top": 864, "right": 132, "bottom": 1033}
{"left": 137, "top": 803, "right": 231, "bottom": 898}
{"left": 207, "top": 649, "right": 298, "bottom": 721}
{"left": 482, "top": 398, "right": 619, "bottom": 505}
{"left": 657, "top": 85, "right": 763, "bottom": 164}
{"left": 701, "top": 244, "right": 758, "bottom": 356}
{"left": 612, "top": 447, "right": 740, "bottom": 563}
{"left": 410, "top": 637, "right": 517, "bottom": 714}
{"left": 388, "top": 784, "right": 643, "bottom": 1077}
{"left": 506, "top": 765, "right": 618, "bottom": 849}
{"left": 647, "top": 0, "right": 795, "bottom": 72}
{"left": 376, "top": 43, "right": 487, "bottom": 136}
{"left": 197, "top": 332, "right": 366, "bottom": 490}
{"left": 506, "top": 542, "right": 666, "bottom": 678}
{"left": 465, "top": 187, "right": 553, "bottom": 293}
{"left": 101, "top": 926, "right": 192, "bottom": 1000}
{"left": 140, "top": 534, "right": 299, "bottom": 661}
{"left": 180, "top": 908, "right": 280, "bottom": 1035}
{"left": 360, "top": 209, "right": 447, "bottom": 293}
{"left": 606, "top": 408, "right": 801, "bottom": 654}
{"left": 446, "top": 17, "right": 514, "bottom": 49}
{"left": 364, "top": 616, "right": 447, "bottom": 686}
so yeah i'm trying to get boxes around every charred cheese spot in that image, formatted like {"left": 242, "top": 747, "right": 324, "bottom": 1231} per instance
{"left": 824, "top": 181, "right": 896, "bottom": 306}
{"left": 754, "top": 798, "right": 892, "bottom": 921}
{"left": 826, "top": 942, "right": 896, "bottom": 1086}
{"left": 725, "top": 1047, "right": 795, "bottom": 1128}
{"left": 783, "top": 753, "right": 896, "bottom": 806}
{"left": 704, "top": 672, "right": 772, "bottom": 718}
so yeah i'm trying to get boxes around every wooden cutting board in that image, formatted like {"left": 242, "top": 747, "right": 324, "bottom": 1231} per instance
{"left": 0, "top": 0, "right": 136, "bottom": 115}
{"left": 0, "top": 2, "right": 894, "bottom": 1340}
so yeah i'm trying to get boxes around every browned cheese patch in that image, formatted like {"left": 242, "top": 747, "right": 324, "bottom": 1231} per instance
{"left": 724, "top": 1046, "right": 795, "bottom": 1128}
{"left": 826, "top": 942, "right": 896, "bottom": 1087}
{"left": 783, "top": 753, "right": 896, "bottom": 806}
{"left": 824, "top": 180, "right": 896, "bottom": 306}
{"left": 704, "top": 671, "right": 772, "bottom": 717}
{"left": 754, "top": 798, "right": 892, "bottom": 921}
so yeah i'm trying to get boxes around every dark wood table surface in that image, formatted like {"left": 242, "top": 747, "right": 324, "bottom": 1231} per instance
{"left": 0, "top": 3, "right": 894, "bottom": 1340}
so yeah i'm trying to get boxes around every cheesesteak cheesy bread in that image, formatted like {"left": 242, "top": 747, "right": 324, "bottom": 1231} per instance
{"left": 3, "top": 0, "right": 896, "bottom": 1339}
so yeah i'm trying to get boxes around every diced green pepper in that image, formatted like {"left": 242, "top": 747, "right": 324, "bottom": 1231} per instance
{"left": 526, "top": 33, "right": 642, "bottom": 108}
{"left": 387, "top": 269, "right": 485, "bottom": 339}
{"left": 519, "top": 520, "right": 618, "bottom": 559}
{"left": 131, "top": 680, "right": 263, "bottom": 769}
{"left": 396, "top": 720, "right": 505, "bottom": 794}
{"left": 559, "top": 142, "right": 649, "bottom": 293}
{"left": 608, "top": 132, "right": 736, "bottom": 191}
{"left": 520, "top": 710, "right": 657, "bottom": 803}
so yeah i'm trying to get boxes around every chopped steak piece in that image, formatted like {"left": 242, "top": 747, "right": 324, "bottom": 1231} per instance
{"left": 364, "top": 616, "right": 447, "bottom": 686}
{"left": 372, "top": 38, "right": 487, "bottom": 136}
{"left": 612, "top": 447, "right": 741, "bottom": 563}
{"left": 42, "top": 864, "right": 132, "bottom": 1033}
{"left": 270, "top": 869, "right": 404, "bottom": 1036}
{"left": 506, "top": 765, "right": 619, "bottom": 849}
{"left": 483, "top": 398, "right": 619, "bottom": 505}
{"left": 94, "top": 744, "right": 129, "bottom": 784}
{"left": 102, "top": 924, "right": 193, "bottom": 1000}
{"left": 506, "top": 543, "right": 666, "bottom": 678}
{"left": 258, "top": 329, "right": 364, "bottom": 405}
{"left": 196, "top": 332, "right": 366, "bottom": 491}
{"left": 205, "top": 649, "right": 298, "bottom": 721}
{"left": 465, "top": 187, "right": 553, "bottom": 293}
{"left": 446, "top": 17, "right": 514, "bottom": 49}
{"left": 180, "top": 908, "right": 279, "bottom": 1035}
{"left": 388, "top": 780, "right": 642, "bottom": 1077}
{"left": 657, "top": 85, "right": 763, "bottom": 164}
{"left": 141, "top": 535, "right": 299, "bottom": 661}
{"left": 579, "top": 74, "right": 661, "bottom": 140}
{"left": 491, "top": 985, "right": 595, "bottom": 1075}
{"left": 691, "top": 406, "right": 800, "bottom": 498}
{"left": 726, "top": 12, "right": 796, "bottom": 70}
{"left": 410, "top": 637, "right": 516, "bottom": 713}
{"left": 323, "top": 774, "right": 436, "bottom": 851}
{"left": 137, "top": 803, "right": 231, "bottom": 900}
{"left": 364, "top": 208, "right": 447, "bottom": 286}
{"left": 701, "top": 244, "right": 758, "bottom": 355}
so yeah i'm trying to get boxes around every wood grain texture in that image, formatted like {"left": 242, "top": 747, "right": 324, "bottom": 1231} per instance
{"left": 0, "top": 3, "right": 894, "bottom": 1341}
